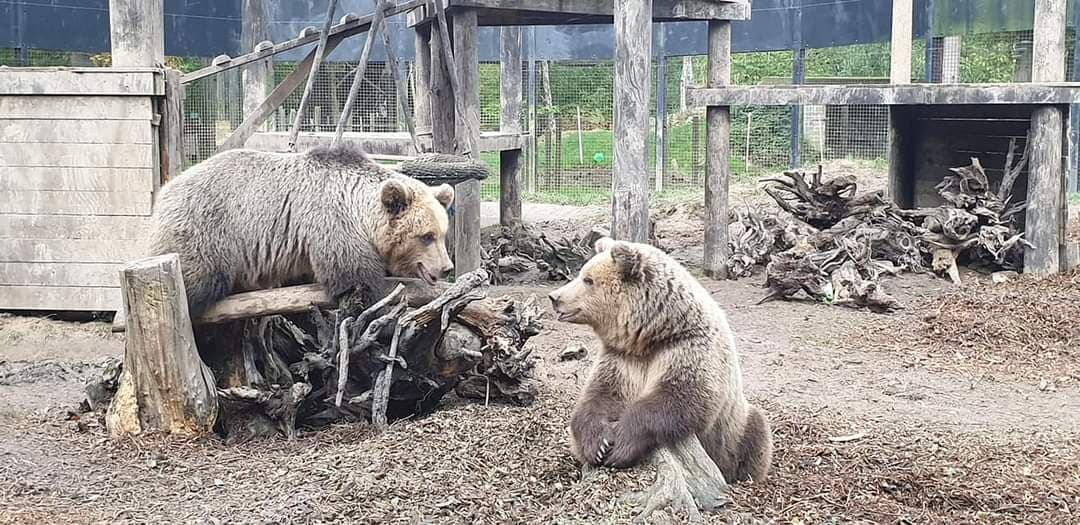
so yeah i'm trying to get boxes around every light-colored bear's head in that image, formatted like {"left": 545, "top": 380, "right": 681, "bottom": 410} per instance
{"left": 375, "top": 176, "right": 455, "bottom": 285}
{"left": 549, "top": 236, "right": 694, "bottom": 353}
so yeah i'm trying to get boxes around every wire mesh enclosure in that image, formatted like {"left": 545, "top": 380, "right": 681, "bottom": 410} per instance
{"left": 4, "top": 24, "right": 1075, "bottom": 203}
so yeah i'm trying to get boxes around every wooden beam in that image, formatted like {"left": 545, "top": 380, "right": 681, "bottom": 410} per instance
{"left": 889, "top": 0, "right": 913, "bottom": 84}
{"left": 288, "top": 0, "right": 340, "bottom": 151}
{"left": 453, "top": 9, "right": 483, "bottom": 274}
{"left": 375, "top": 0, "right": 420, "bottom": 153}
{"left": 0, "top": 120, "right": 153, "bottom": 144}
{"left": 500, "top": 26, "right": 524, "bottom": 228}
{"left": 106, "top": 254, "right": 217, "bottom": 438}
{"left": 181, "top": 0, "right": 427, "bottom": 84}
{"left": 686, "top": 83, "right": 1080, "bottom": 107}
{"left": 429, "top": 25, "right": 457, "bottom": 154}
{"left": 334, "top": 1, "right": 385, "bottom": 144}
{"left": 109, "top": 0, "right": 164, "bottom": 67}
{"left": 703, "top": 20, "right": 731, "bottom": 279}
{"left": 405, "top": 0, "right": 751, "bottom": 27}
{"left": 0, "top": 70, "right": 163, "bottom": 96}
{"left": 216, "top": 36, "right": 345, "bottom": 154}
{"left": 0, "top": 96, "right": 153, "bottom": 120}
{"left": 1025, "top": 107, "right": 1064, "bottom": 275}
{"left": 611, "top": 0, "right": 652, "bottom": 243}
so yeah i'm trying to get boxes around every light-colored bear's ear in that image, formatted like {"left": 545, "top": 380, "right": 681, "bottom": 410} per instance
{"left": 433, "top": 183, "right": 454, "bottom": 210}
{"left": 380, "top": 179, "right": 413, "bottom": 216}
{"left": 593, "top": 236, "right": 615, "bottom": 253}
{"left": 610, "top": 243, "right": 646, "bottom": 282}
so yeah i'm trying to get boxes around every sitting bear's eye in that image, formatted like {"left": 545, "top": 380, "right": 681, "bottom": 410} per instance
{"left": 419, "top": 233, "right": 436, "bottom": 245}
{"left": 583, "top": 277, "right": 594, "bottom": 286}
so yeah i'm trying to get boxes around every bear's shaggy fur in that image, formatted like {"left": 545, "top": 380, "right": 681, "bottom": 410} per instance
{"left": 149, "top": 145, "right": 455, "bottom": 318}
{"left": 549, "top": 237, "right": 772, "bottom": 483}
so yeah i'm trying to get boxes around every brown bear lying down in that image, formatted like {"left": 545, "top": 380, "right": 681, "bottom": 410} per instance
{"left": 148, "top": 144, "right": 455, "bottom": 318}
{"left": 549, "top": 237, "right": 772, "bottom": 483}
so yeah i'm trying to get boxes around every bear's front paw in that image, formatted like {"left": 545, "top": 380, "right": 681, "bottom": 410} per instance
{"left": 572, "top": 419, "right": 613, "bottom": 467}
{"left": 601, "top": 422, "right": 652, "bottom": 469}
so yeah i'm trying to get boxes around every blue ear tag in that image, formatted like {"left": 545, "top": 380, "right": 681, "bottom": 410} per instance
{"left": 448, "top": 203, "right": 455, "bottom": 218}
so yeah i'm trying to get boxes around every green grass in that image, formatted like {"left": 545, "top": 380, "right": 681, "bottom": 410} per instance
{"left": 1069, "top": 193, "right": 1080, "bottom": 206}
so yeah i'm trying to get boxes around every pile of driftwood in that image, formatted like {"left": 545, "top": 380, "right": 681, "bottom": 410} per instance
{"left": 732, "top": 139, "right": 1030, "bottom": 311}
{"left": 481, "top": 224, "right": 609, "bottom": 284}
{"left": 89, "top": 260, "right": 542, "bottom": 443}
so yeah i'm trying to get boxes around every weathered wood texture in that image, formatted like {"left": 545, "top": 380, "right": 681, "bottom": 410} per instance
{"left": 1033, "top": 0, "right": 1067, "bottom": 83}
{"left": 703, "top": 20, "right": 732, "bottom": 278}
{"left": 0, "top": 285, "right": 120, "bottom": 311}
{"left": 414, "top": 24, "right": 434, "bottom": 138}
{"left": 453, "top": 10, "right": 483, "bottom": 274}
{"left": 241, "top": 0, "right": 274, "bottom": 130}
{"left": 611, "top": 0, "right": 653, "bottom": 243}
{"left": 687, "top": 84, "right": 1080, "bottom": 107}
{"left": 288, "top": 0, "right": 340, "bottom": 151}
{"left": 0, "top": 143, "right": 154, "bottom": 168}
{"left": 1024, "top": 107, "right": 1064, "bottom": 275}
{"left": 245, "top": 131, "right": 522, "bottom": 156}
{"left": 890, "top": 0, "right": 913, "bottom": 84}
{"left": 405, "top": 0, "right": 750, "bottom": 27}
{"left": 106, "top": 254, "right": 218, "bottom": 438}
{"left": 500, "top": 26, "right": 524, "bottom": 227}
{"left": 159, "top": 69, "right": 185, "bottom": 184}
{"left": 429, "top": 24, "right": 457, "bottom": 153}
{"left": 0, "top": 69, "right": 163, "bottom": 96}
{"left": 0, "top": 120, "right": 153, "bottom": 144}
{"left": 887, "top": 107, "right": 912, "bottom": 207}
{"left": 181, "top": 0, "right": 427, "bottom": 84}
{"left": 108, "top": 0, "right": 164, "bottom": 67}
{"left": 0, "top": 96, "right": 153, "bottom": 119}
{"left": 0, "top": 191, "right": 151, "bottom": 215}
{"left": 334, "top": 1, "right": 386, "bottom": 144}
{"left": 0, "top": 215, "right": 150, "bottom": 240}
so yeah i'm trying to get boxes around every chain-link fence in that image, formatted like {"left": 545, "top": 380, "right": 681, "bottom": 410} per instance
{"left": 5, "top": 25, "right": 1074, "bottom": 203}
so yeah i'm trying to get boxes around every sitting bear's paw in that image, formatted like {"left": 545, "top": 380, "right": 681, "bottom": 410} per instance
{"left": 601, "top": 422, "right": 653, "bottom": 469}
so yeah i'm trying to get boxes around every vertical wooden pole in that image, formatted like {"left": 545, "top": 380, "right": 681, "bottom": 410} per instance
{"left": 106, "top": 254, "right": 218, "bottom": 438}
{"left": 109, "top": 0, "right": 164, "bottom": 67}
{"left": 889, "top": 0, "right": 913, "bottom": 84}
{"left": 288, "top": 0, "right": 338, "bottom": 151}
{"left": 414, "top": 24, "right": 433, "bottom": 146}
{"left": 612, "top": 0, "right": 652, "bottom": 243}
{"left": 453, "top": 9, "right": 482, "bottom": 274}
{"left": 242, "top": 0, "right": 273, "bottom": 130}
{"left": 500, "top": 26, "right": 524, "bottom": 228}
{"left": 160, "top": 69, "right": 185, "bottom": 184}
{"left": 655, "top": 26, "right": 668, "bottom": 194}
{"left": 703, "top": 21, "right": 731, "bottom": 279}
{"left": 1025, "top": 0, "right": 1068, "bottom": 275}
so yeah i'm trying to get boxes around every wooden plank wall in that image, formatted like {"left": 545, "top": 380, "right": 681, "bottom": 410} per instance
{"left": 0, "top": 92, "right": 156, "bottom": 311}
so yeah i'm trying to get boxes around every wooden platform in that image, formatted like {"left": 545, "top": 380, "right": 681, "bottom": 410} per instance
{"left": 406, "top": 0, "right": 750, "bottom": 27}
{"left": 686, "top": 83, "right": 1080, "bottom": 107}
{"left": 246, "top": 131, "right": 527, "bottom": 156}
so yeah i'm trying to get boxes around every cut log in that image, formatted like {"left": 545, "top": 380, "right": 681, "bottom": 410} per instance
{"left": 617, "top": 435, "right": 732, "bottom": 523}
{"left": 105, "top": 254, "right": 218, "bottom": 438}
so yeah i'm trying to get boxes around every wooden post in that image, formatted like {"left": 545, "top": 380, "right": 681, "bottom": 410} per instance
{"left": 703, "top": 20, "right": 731, "bottom": 278}
{"left": 288, "top": 0, "right": 339, "bottom": 151}
{"left": 429, "top": 25, "right": 456, "bottom": 153}
{"left": 334, "top": 4, "right": 386, "bottom": 144}
{"left": 1025, "top": 0, "right": 1068, "bottom": 275}
{"left": 106, "top": 254, "right": 217, "bottom": 438}
{"left": 242, "top": 0, "right": 273, "bottom": 130}
{"left": 655, "top": 27, "right": 668, "bottom": 193}
{"left": 611, "top": 0, "right": 653, "bottom": 243}
{"left": 453, "top": 9, "right": 482, "bottom": 274}
{"left": 109, "top": 0, "right": 164, "bottom": 67}
{"left": 414, "top": 24, "right": 433, "bottom": 144}
{"left": 159, "top": 69, "right": 185, "bottom": 184}
{"left": 500, "top": 26, "right": 524, "bottom": 227}
{"left": 889, "top": 0, "right": 913, "bottom": 84}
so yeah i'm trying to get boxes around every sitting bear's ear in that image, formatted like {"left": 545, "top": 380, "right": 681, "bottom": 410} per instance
{"left": 433, "top": 183, "right": 455, "bottom": 209}
{"left": 380, "top": 179, "right": 413, "bottom": 216}
{"left": 594, "top": 236, "right": 615, "bottom": 253}
{"left": 610, "top": 243, "right": 645, "bottom": 282}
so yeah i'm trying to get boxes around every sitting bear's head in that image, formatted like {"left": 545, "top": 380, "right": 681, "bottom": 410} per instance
{"left": 375, "top": 175, "right": 455, "bottom": 285}
{"left": 549, "top": 237, "right": 678, "bottom": 350}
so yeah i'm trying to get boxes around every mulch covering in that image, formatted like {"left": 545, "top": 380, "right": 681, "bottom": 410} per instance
{"left": 2, "top": 395, "right": 1076, "bottom": 524}
{"left": 858, "top": 271, "right": 1080, "bottom": 385}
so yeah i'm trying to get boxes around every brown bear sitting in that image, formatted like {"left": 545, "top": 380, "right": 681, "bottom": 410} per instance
{"left": 549, "top": 237, "right": 772, "bottom": 483}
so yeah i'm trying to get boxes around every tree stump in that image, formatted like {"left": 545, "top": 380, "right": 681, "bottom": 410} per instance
{"left": 105, "top": 254, "right": 218, "bottom": 438}
{"left": 614, "top": 436, "right": 732, "bottom": 523}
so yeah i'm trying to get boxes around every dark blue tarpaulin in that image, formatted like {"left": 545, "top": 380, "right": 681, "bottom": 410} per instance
{"left": 0, "top": 0, "right": 1072, "bottom": 61}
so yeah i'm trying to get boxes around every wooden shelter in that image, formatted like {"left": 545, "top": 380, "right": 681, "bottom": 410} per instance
{"left": 689, "top": 0, "right": 1080, "bottom": 276}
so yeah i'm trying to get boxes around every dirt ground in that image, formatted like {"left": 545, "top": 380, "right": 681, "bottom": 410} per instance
{"left": 1, "top": 161, "right": 1078, "bottom": 524}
